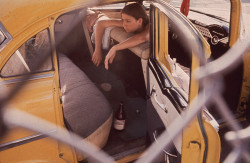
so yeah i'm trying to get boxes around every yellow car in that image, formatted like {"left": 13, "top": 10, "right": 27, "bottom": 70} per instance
{"left": 0, "top": 0, "right": 249, "bottom": 162}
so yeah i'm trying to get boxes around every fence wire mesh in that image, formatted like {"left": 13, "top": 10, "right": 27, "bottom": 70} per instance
{"left": 0, "top": 1, "right": 250, "bottom": 163}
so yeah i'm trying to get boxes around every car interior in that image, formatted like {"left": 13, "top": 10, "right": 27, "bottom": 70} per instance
{"left": 53, "top": 2, "right": 193, "bottom": 160}
{"left": 54, "top": 4, "right": 149, "bottom": 160}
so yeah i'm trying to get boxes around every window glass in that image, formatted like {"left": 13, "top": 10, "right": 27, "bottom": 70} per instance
{"left": 1, "top": 29, "right": 53, "bottom": 77}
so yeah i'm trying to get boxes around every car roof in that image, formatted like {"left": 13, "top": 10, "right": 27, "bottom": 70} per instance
{"left": 0, "top": 0, "right": 133, "bottom": 37}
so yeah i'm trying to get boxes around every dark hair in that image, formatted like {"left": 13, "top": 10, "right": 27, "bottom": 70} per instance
{"left": 121, "top": 3, "right": 149, "bottom": 28}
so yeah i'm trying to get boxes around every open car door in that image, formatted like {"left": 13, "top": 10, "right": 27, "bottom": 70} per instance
{"left": 146, "top": 1, "right": 221, "bottom": 163}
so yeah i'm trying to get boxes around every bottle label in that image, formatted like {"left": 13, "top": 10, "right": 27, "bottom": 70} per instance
{"left": 114, "top": 119, "right": 125, "bottom": 130}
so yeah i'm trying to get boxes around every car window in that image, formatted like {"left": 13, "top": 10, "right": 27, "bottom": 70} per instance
{"left": 1, "top": 29, "right": 53, "bottom": 77}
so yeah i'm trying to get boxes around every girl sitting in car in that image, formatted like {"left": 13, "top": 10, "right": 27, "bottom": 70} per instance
{"left": 88, "top": 2, "right": 149, "bottom": 69}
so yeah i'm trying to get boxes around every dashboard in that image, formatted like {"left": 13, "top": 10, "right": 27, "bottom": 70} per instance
{"left": 188, "top": 9, "right": 230, "bottom": 49}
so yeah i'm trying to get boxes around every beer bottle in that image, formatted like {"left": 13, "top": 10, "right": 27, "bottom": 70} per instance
{"left": 113, "top": 102, "right": 126, "bottom": 131}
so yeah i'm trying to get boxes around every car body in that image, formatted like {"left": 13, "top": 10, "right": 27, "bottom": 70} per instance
{"left": 0, "top": 0, "right": 249, "bottom": 162}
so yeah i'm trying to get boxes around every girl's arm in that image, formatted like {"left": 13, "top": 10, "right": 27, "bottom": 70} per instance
{"left": 92, "top": 19, "right": 123, "bottom": 66}
{"left": 104, "top": 25, "right": 149, "bottom": 69}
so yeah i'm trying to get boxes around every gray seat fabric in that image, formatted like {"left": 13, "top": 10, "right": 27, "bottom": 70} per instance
{"left": 58, "top": 53, "right": 112, "bottom": 138}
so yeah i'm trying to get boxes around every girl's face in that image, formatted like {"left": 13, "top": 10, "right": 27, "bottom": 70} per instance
{"left": 121, "top": 13, "right": 142, "bottom": 33}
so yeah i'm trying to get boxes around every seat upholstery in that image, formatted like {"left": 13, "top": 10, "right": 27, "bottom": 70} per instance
{"left": 110, "top": 27, "right": 150, "bottom": 59}
{"left": 58, "top": 53, "right": 112, "bottom": 141}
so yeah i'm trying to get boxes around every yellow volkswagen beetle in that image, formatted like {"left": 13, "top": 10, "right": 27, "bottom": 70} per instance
{"left": 0, "top": 0, "right": 249, "bottom": 162}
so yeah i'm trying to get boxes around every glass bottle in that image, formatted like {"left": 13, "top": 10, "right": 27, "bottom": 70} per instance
{"left": 113, "top": 102, "right": 126, "bottom": 131}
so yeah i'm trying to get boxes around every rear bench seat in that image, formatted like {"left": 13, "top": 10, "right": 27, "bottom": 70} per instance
{"left": 58, "top": 53, "right": 112, "bottom": 149}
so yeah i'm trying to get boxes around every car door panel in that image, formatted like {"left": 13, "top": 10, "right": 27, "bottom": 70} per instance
{"left": 147, "top": 2, "right": 221, "bottom": 163}
{"left": 0, "top": 25, "right": 76, "bottom": 162}
{"left": 148, "top": 62, "right": 183, "bottom": 153}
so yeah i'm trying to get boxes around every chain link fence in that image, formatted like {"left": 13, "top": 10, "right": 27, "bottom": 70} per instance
{"left": 1, "top": 1, "right": 250, "bottom": 162}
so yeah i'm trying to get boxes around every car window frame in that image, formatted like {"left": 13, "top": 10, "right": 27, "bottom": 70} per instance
{"left": 0, "top": 28, "right": 55, "bottom": 78}
{"left": 0, "top": 22, "right": 13, "bottom": 52}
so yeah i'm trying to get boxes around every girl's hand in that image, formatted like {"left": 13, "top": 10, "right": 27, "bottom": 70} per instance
{"left": 104, "top": 46, "right": 117, "bottom": 70}
{"left": 92, "top": 49, "right": 102, "bottom": 67}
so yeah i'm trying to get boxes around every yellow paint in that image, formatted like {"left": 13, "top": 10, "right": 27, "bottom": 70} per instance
{"left": 203, "top": 119, "right": 221, "bottom": 163}
{"left": 0, "top": 73, "right": 77, "bottom": 162}
{"left": 157, "top": 11, "right": 172, "bottom": 72}
{"left": 182, "top": 53, "right": 220, "bottom": 163}
{"left": 229, "top": 0, "right": 241, "bottom": 47}
{"left": 182, "top": 54, "right": 205, "bottom": 163}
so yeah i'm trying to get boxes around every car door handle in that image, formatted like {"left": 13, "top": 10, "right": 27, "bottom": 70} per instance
{"left": 151, "top": 86, "right": 168, "bottom": 113}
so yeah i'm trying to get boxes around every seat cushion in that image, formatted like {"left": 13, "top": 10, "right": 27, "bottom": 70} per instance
{"left": 58, "top": 53, "right": 112, "bottom": 138}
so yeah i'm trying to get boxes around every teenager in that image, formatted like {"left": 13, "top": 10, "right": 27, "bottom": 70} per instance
{"left": 91, "top": 3, "right": 149, "bottom": 69}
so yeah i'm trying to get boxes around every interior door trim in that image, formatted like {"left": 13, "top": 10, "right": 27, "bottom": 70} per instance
{"left": 149, "top": 58, "right": 187, "bottom": 113}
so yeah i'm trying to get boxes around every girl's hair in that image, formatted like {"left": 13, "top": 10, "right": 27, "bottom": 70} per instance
{"left": 121, "top": 3, "right": 149, "bottom": 28}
